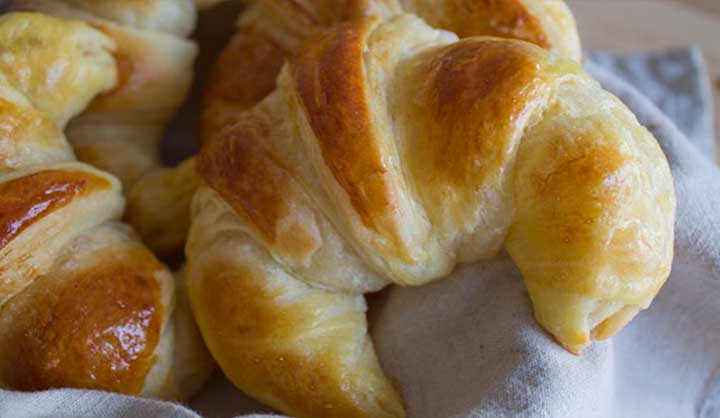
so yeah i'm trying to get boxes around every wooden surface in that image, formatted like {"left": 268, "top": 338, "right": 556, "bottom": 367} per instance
{"left": 567, "top": 0, "right": 720, "bottom": 159}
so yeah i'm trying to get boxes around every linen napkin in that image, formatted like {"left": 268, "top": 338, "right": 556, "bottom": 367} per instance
{"left": 588, "top": 48, "right": 716, "bottom": 156}
{"left": 1, "top": 49, "right": 718, "bottom": 418}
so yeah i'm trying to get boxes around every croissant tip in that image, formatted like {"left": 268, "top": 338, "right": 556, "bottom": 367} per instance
{"left": 561, "top": 343, "right": 585, "bottom": 356}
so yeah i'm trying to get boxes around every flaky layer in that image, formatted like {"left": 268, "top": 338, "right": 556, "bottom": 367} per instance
{"left": 135, "top": 0, "right": 582, "bottom": 257}
{"left": 8, "top": 0, "right": 200, "bottom": 258}
{"left": 197, "top": 15, "right": 674, "bottom": 355}
{"left": 0, "top": 11, "right": 211, "bottom": 399}
{"left": 188, "top": 5, "right": 672, "bottom": 418}
{"left": 188, "top": 187, "right": 405, "bottom": 418}
{"left": 10, "top": 0, "right": 198, "bottom": 189}
{"left": 202, "top": 0, "right": 580, "bottom": 138}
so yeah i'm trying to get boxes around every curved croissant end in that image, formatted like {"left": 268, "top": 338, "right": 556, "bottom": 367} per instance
{"left": 0, "top": 13, "right": 211, "bottom": 399}
{"left": 187, "top": 187, "right": 405, "bottom": 418}
{"left": 192, "top": 19, "right": 673, "bottom": 417}
{"left": 505, "top": 77, "right": 675, "bottom": 353}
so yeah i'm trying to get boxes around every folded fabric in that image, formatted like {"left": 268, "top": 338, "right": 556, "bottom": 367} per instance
{"left": 590, "top": 48, "right": 715, "bottom": 156}
{"left": 368, "top": 58, "right": 720, "bottom": 418}
{"left": 1, "top": 49, "right": 718, "bottom": 418}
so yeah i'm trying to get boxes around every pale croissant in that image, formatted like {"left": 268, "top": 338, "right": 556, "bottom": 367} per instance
{"left": 0, "top": 13, "right": 212, "bottom": 400}
{"left": 7, "top": 0, "right": 197, "bottom": 189}
{"left": 129, "top": 0, "right": 582, "bottom": 256}
{"left": 187, "top": 14, "right": 675, "bottom": 417}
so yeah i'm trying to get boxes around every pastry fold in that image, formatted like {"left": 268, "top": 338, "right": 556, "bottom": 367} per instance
{"left": 0, "top": 12, "right": 211, "bottom": 400}
{"left": 188, "top": 13, "right": 674, "bottom": 418}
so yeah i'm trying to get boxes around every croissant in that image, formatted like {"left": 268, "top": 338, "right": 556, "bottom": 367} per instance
{"left": 7, "top": 0, "right": 198, "bottom": 191}
{"left": 187, "top": 13, "right": 675, "bottom": 417}
{"left": 203, "top": 0, "right": 581, "bottom": 139}
{"left": 0, "top": 12, "right": 212, "bottom": 400}
{"left": 131, "top": 0, "right": 582, "bottom": 256}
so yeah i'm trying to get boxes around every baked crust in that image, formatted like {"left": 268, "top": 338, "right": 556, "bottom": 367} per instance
{"left": 190, "top": 12, "right": 674, "bottom": 418}
{"left": 0, "top": 11, "right": 211, "bottom": 399}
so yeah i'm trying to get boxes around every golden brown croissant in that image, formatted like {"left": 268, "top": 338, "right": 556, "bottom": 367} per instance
{"left": 204, "top": 0, "right": 581, "bottom": 139}
{"left": 6, "top": 0, "right": 198, "bottom": 255}
{"left": 0, "top": 12, "right": 212, "bottom": 400}
{"left": 186, "top": 14, "right": 675, "bottom": 417}
{"left": 130, "top": 0, "right": 582, "bottom": 256}
{"left": 7, "top": 0, "right": 198, "bottom": 189}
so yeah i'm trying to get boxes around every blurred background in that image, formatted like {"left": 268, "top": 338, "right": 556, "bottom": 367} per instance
{"left": 566, "top": 0, "right": 719, "bottom": 159}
